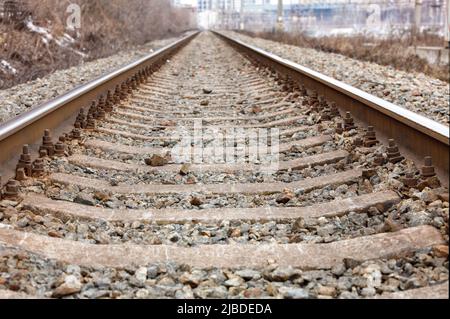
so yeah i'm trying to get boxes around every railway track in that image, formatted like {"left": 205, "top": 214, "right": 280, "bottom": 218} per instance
{"left": 0, "top": 31, "right": 448, "bottom": 299}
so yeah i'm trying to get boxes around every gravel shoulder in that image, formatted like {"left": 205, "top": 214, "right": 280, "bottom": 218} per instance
{"left": 0, "top": 247, "right": 447, "bottom": 299}
{"left": 223, "top": 31, "right": 449, "bottom": 126}
{"left": 0, "top": 34, "right": 188, "bottom": 125}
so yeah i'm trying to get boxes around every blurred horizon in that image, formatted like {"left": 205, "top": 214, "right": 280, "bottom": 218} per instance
{"left": 171, "top": 0, "right": 449, "bottom": 40}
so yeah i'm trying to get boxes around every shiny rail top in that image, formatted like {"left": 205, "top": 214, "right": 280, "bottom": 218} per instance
{"left": 215, "top": 31, "right": 449, "bottom": 144}
{"left": 0, "top": 31, "right": 199, "bottom": 142}
{"left": 0, "top": 31, "right": 198, "bottom": 184}
{"left": 214, "top": 31, "right": 449, "bottom": 183}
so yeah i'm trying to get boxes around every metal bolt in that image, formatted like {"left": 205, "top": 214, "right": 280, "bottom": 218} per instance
{"left": 76, "top": 109, "right": 86, "bottom": 128}
{"left": 105, "top": 99, "right": 113, "bottom": 113}
{"left": 54, "top": 142, "right": 66, "bottom": 157}
{"left": 71, "top": 128, "right": 81, "bottom": 139}
{"left": 88, "top": 101, "right": 97, "bottom": 115}
{"left": 17, "top": 144, "right": 32, "bottom": 177}
{"left": 386, "top": 139, "right": 404, "bottom": 163}
{"left": 335, "top": 122, "right": 344, "bottom": 134}
{"left": 39, "top": 149, "right": 48, "bottom": 158}
{"left": 373, "top": 153, "right": 385, "bottom": 167}
{"left": 140, "top": 71, "right": 147, "bottom": 83}
{"left": 363, "top": 126, "right": 379, "bottom": 147}
{"left": 114, "top": 85, "right": 121, "bottom": 102}
{"left": 321, "top": 107, "right": 331, "bottom": 121}
{"left": 32, "top": 158, "right": 45, "bottom": 177}
{"left": 93, "top": 108, "right": 101, "bottom": 120}
{"left": 85, "top": 116, "right": 96, "bottom": 130}
{"left": 421, "top": 156, "right": 436, "bottom": 178}
{"left": 3, "top": 180, "right": 19, "bottom": 198}
{"left": 354, "top": 137, "right": 363, "bottom": 147}
{"left": 15, "top": 168, "right": 26, "bottom": 181}
{"left": 105, "top": 92, "right": 114, "bottom": 112}
{"left": 120, "top": 83, "right": 128, "bottom": 100}
{"left": 97, "top": 107, "right": 106, "bottom": 120}
{"left": 344, "top": 112, "right": 356, "bottom": 131}
{"left": 131, "top": 79, "right": 138, "bottom": 90}
{"left": 403, "top": 172, "right": 418, "bottom": 188}
{"left": 77, "top": 108, "right": 85, "bottom": 117}
{"left": 40, "top": 129, "right": 54, "bottom": 157}
{"left": 106, "top": 90, "right": 113, "bottom": 102}
{"left": 329, "top": 102, "right": 340, "bottom": 117}
{"left": 309, "top": 91, "right": 319, "bottom": 109}
{"left": 98, "top": 96, "right": 106, "bottom": 110}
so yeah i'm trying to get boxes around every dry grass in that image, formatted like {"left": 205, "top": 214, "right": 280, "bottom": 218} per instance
{"left": 240, "top": 30, "right": 449, "bottom": 82}
{"left": 0, "top": 0, "right": 196, "bottom": 89}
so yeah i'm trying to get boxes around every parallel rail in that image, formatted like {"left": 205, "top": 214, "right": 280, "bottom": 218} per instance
{"left": 214, "top": 31, "right": 450, "bottom": 185}
{"left": 0, "top": 31, "right": 199, "bottom": 185}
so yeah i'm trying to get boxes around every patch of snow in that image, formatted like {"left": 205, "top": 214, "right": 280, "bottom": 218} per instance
{"left": 67, "top": 47, "right": 88, "bottom": 58}
{"left": 63, "top": 33, "right": 76, "bottom": 44}
{"left": 1, "top": 60, "right": 17, "bottom": 75}
{"left": 25, "top": 18, "right": 88, "bottom": 58}
{"left": 26, "top": 18, "right": 54, "bottom": 43}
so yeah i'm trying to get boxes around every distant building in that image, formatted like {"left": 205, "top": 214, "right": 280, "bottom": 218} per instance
{"left": 198, "top": 0, "right": 212, "bottom": 11}
{"left": 226, "top": 0, "right": 448, "bottom": 36}
{"left": 198, "top": 0, "right": 242, "bottom": 12}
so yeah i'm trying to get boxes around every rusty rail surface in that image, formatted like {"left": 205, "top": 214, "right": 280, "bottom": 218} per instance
{"left": 0, "top": 31, "right": 199, "bottom": 184}
{"left": 213, "top": 31, "right": 449, "bottom": 185}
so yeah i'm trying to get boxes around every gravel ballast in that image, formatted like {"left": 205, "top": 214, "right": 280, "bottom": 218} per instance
{"left": 0, "top": 247, "right": 447, "bottom": 299}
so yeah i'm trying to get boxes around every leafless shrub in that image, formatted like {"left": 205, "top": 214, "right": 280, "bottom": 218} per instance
{"left": 0, "top": 0, "right": 196, "bottom": 89}
{"left": 240, "top": 30, "right": 449, "bottom": 83}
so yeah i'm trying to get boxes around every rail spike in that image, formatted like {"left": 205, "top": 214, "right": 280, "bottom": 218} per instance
{"left": 16, "top": 144, "right": 32, "bottom": 177}
{"left": 343, "top": 112, "right": 356, "bottom": 131}
{"left": 32, "top": 158, "right": 45, "bottom": 177}
{"left": 421, "top": 156, "right": 436, "bottom": 179}
{"left": 39, "top": 129, "right": 54, "bottom": 157}
{"left": 363, "top": 126, "right": 379, "bottom": 147}
{"left": 386, "top": 139, "right": 404, "bottom": 164}
{"left": 3, "top": 180, "right": 19, "bottom": 198}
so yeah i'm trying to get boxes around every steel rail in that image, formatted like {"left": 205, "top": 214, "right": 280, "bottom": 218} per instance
{"left": 0, "top": 31, "right": 199, "bottom": 182}
{"left": 214, "top": 31, "right": 449, "bottom": 183}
